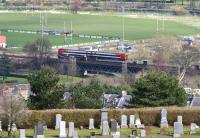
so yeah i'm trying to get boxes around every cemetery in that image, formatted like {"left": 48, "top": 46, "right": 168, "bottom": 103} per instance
{"left": 1, "top": 108, "right": 200, "bottom": 137}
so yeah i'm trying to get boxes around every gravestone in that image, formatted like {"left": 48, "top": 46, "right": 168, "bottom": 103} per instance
{"left": 190, "top": 123, "right": 198, "bottom": 134}
{"left": 19, "top": 129, "right": 25, "bottom": 138}
{"left": 121, "top": 114, "right": 128, "bottom": 128}
{"left": 59, "top": 121, "right": 66, "bottom": 138}
{"left": 100, "top": 108, "right": 108, "bottom": 128}
{"left": 130, "top": 128, "right": 138, "bottom": 138}
{"left": 135, "top": 118, "right": 144, "bottom": 128}
{"left": 34, "top": 122, "right": 44, "bottom": 138}
{"left": 111, "top": 120, "right": 117, "bottom": 135}
{"left": 102, "top": 121, "right": 110, "bottom": 136}
{"left": 129, "top": 115, "right": 135, "bottom": 128}
{"left": 160, "top": 109, "right": 168, "bottom": 128}
{"left": 55, "top": 114, "right": 62, "bottom": 129}
{"left": 140, "top": 129, "right": 146, "bottom": 137}
{"left": 90, "top": 132, "right": 96, "bottom": 138}
{"left": 173, "top": 122, "right": 183, "bottom": 137}
{"left": 89, "top": 118, "right": 95, "bottom": 129}
{"left": 0, "top": 121, "right": 2, "bottom": 131}
{"left": 72, "top": 130, "right": 78, "bottom": 138}
{"left": 112, "top": 131, "right": 120, "bottom": 138}
{"left": 12, "top": 123, "right": 17, "bottom": 132}
{"left": 68, "top": 122, "right": 75, "bottom": 137}
{"left": 43, "top": 125, "right": 48, "bottom": 130}
{"left": 177, "top": 116, "right": 183, "bottom": 135}
{"left": 177, "top": 116, "right": 182, "bottom": 124}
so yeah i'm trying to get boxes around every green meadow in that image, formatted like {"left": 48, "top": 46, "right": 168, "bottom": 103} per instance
{"left": 0, "top": 12, "right": 199, "bottom": 48}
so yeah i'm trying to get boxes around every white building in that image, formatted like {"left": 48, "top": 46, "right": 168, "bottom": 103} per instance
{"left": 0, "top": 36, "right": 6, "bottom": 48}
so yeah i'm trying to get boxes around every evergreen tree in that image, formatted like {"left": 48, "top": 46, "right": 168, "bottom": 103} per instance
{"left": 130, "top": 70, "right": 187, "bottom": 107}
{"left": 27, "top": 66, "right": 65, "bottom": 109}
{"left": 72, "top": 80, "right": 103, "bottom": 108}
{"left": 0, "top": 53, "right": 11, "bottom": 82}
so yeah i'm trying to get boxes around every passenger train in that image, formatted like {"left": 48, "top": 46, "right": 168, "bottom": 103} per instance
{"left": 57, "top": 49, "right": 127, "bottom": 62}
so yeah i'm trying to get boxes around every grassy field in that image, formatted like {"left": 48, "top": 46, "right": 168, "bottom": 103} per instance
{"left": 0, "top": 12, "right": 200, "bottom": 48}
{"left": 0, "top": 75, "right": 81, "bottom": 84}
{"left": 0, "top": 127, "right": 200, "bottom": 138}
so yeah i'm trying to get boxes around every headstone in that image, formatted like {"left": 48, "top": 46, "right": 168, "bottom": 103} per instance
{"left": 160, "top": 109, "right": 168, "bottom": 128}
{"left": 55, "top": 114, "right": 62, "bottom": 129}
{"left": 90, "top": 132, "right": 96, "bottom": 138}
{"left": 68, "top": 122, "right": 75, "bottom": 137}
{"left": 135, "top": 118, "right": 144, "bottom": 128}
{"left": 140, "top": 129, "right": 146, "bottom": 137}
{"left": 111, "top": 120, "right": 117, "bottom": 135}
{"left": 12, "top": 123, "right": 17, "bottom": 132}
{"left": 89, "top": 118, "right": 95, "bottom": 129}
{"left": 59, "top": 121, "right": 66, "bottom": 138}
{"left": 35, "top": 122, "right": 44, "bottom": 138}
{"left": 190, "top": 123, "right": 198, "bottom": 134}
{"left": 72, "top": 130, "right": 78, "bottom": 138}
{"left": 129, "top": 115, "right": 135, "bottom": 128}
{"left": 19, "top": 129, "right": 26, "bottom": 138}
{"left": 130, "top": 128, "right": 138, "bottom": 138}
{"left": 112, "top": 131, "right": 120, "bottom": 138}
{"left": 121, "top": 114, "right": 128, "bottom": 128}
{"left": 0, "top": 121, "right": 2, "bottom": 131}
{"left": 100, "top": 108, "right": 108, "bottom": 128}
{"left": 177, "top": 116, "right": 183, "bottom": 135}
{"left": 173, "top": 122, "right": 183, "bottom": 137}
{"left": 43, "top": 125, "right": 48, "bottom": 130}
{"left": 102, "top": 121, "right": 110, "bottom": 136}
{"left": 177, "top": 116, "right": 182, "bottom": 124}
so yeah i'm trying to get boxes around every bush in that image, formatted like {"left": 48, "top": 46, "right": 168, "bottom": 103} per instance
{"left": 1, "top": 108, "right": 200, "bottom": 129}
{"left": 169, "top": 6, "right": 189, "bottom": 15}
{"left": 130, "top": 70, "right": 187, "bottom": 107}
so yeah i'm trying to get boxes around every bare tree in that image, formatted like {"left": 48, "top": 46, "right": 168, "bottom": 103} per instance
{"left": 0, "top": 94, "right": 27, "bottom": 138}
{"left": 69, "top": 0, "right": 84, "bottom": 13}
{"left": 171, "top": 47, "right": 200, "bottom": 83}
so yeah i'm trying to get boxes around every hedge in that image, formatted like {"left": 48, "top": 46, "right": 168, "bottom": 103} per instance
{"left": 1, "top": 107, "right": 200, "bottom": 129}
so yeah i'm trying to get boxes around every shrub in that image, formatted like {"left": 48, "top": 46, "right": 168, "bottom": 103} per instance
{"left": 1, "top": 108, "right": 200, "bottom": 129}
{"left": 169, "top": 6, "right": 189, "bottom": 15}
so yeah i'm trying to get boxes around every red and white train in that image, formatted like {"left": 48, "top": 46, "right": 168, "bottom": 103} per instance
{"left": 57, "top": 48, "right": 127, "bottom": 62}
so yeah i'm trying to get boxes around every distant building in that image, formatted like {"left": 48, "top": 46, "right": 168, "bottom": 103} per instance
{"left": 103, "top": 90, "right": 132, "bottom": 108}
{"left": 1, "top": 84, "right": 31, "bottom": 100}
{"left": 0, "top": 35, "right": 6, "bottom": 48}
{"left": 13, "top": 84, "right": 31, "bottom": 100}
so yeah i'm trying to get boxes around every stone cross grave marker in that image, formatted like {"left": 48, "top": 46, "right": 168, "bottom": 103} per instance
{"left": 102, "top": 121, "right": 110, "bottom": 136}
{"left": 160, "top": 109, "right": 168, "bottom": 128}
{"left": 68, "top": 122, "right": 75, "bottom": 137}
{"left": 19, "top": 129, "right": 25, "bottom": 138}
{"left": 55, "top": 114, "right": 62, "bottom": 129}
{"left": 121, "top": 114, "right": 128, "bottom": 128}
{"left": 59, "top": 121, "right": 66, "bottom": 138}
{"left": 89, "top": 118, "right": 95, "bottom": 129}
{"left": 129, "top": 115, "right": 135, "bottom": 128}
